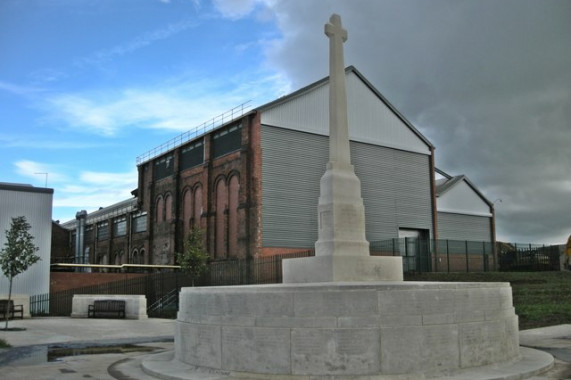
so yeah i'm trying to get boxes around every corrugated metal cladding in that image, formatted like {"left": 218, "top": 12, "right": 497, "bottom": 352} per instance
{"left": 261, "top": 126, "right": 433, "bottom": 248}
{"left": 260, "top": 71, "right": 430, "bottom": 155}
{"left": 437, "top": 212, "right": 492, "bottom": 242}
{"left": 0, "top": 187, "right": 52, "bottom": 297}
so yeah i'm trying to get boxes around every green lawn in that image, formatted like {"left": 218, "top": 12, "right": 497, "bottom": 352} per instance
{"left": 406, "top": 271, "right": 571, "bottom": 330}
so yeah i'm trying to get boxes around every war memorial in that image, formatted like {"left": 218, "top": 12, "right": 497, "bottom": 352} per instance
{"left": 142, "top": 15, "right": 552, "bottom": 380}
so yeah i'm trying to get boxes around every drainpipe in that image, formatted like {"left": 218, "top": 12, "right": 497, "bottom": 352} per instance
{"left": 75, "top": 210, "right": 87, "bottom": 272}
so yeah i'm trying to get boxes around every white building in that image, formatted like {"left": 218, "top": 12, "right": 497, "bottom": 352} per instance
{"left": 435, "top": 169, "right": 495, "bottom": 242}
{"left": 0, "top": 183, "right": 53, "bottom": 298}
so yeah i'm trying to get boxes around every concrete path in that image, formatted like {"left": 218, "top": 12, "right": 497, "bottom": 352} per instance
{"left": 0, "top": 318, "right": 570, "bottom": 379}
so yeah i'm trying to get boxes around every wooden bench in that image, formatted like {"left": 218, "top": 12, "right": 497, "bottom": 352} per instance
{"left": 88, "top": 300, "right": 126, "bottom": 319}
{"left": 0, "top": 299, "right": 24, "bottom": 320}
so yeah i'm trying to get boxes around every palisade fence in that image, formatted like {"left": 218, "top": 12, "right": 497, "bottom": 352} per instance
{"left": 30, "top": 240, "right": 561, "bottom": 317}
{"left": 497, "top": 242, "right": 560, "bottom": 272}
{"left": 370, "top": 238, "right": 495, "bottom": 273}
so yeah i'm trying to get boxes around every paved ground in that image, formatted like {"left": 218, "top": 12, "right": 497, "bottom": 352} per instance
{"left": 0, "top": 317, "right": 175, "bottom": 380}
{"left": 0, "top": 318, "right": 570, "bottom": 379}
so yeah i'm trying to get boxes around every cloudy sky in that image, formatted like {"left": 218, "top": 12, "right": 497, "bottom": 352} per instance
{"left": 1, "top": 0, "right": 569, "bottom": 245}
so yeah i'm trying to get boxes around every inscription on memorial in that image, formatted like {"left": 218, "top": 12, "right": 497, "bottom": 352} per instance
{"left": 222, "top": 326, "right": 290, "bottom": 374}
{"left": 291, "top": 328, "right": 379, "bottom": 375}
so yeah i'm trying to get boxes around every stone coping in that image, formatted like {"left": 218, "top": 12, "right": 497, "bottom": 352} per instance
{"left": 182, "top": 281, "right": 512, "bottom": 292}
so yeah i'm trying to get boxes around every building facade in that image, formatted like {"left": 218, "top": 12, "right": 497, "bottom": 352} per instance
{"left": 61, "top": 67, "right": 496, "bottom": 270}
{"left": 0, "top": 183, "right": 53, "bottom": 296}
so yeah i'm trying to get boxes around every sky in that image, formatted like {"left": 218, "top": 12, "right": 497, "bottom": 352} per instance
{"left": 1, "top": 0, "right": 569, "bottom": 245}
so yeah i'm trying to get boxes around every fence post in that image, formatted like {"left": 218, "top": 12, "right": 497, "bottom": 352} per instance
{"left": 446, "top": 240, "right": 450, "bottom": 273}
{"left": 434, "top": 240, "right": 438, "bottom": 273}
{"left": 483, "top": 241, "right": 488, "bottom": 272}
{"left": 465, "top": 240, "right": 470, "bottom": 273}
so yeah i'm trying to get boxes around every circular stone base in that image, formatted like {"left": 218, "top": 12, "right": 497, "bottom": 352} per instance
{"left": 174, "top": 282, "right": 520, "bottom": 378}
{"left": 141, "top": 347, "right": 553, "bottom": 380}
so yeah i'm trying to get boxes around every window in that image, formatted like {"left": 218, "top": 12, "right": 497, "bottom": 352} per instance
{"left": 154, "top": 154, "right": 174, "bottom": 181}
{"left": 183, "top": 188, "right": 192, "bottom": 232}
{"left": 228, "top": 175, "right": 240, "bottom": 256}
{"left": 97, "top": 221, "right": 109, "bottom": 241}
{"left": 132, "top": 212, "right": 147, "bottom": 233}
{"left": 181, "top": 139, "right": 204, "bottom": 170}
{"left": 156, "top": 196, "right": 164, "bottom": 222}
{"left": 212, "top": 124, "right": 242, "bottom": 158}
{"left": 165, "top": 193, "right": 173, "bottom": 221}
{"left": 215, "top": 178, "right": 228, "bottom": 259}
{"left": 193, "top": 185, "right": 203, "bottom": 229}
{"left": 85, "top": 225, "right": 94, "bottom": 244}
{"left": 113, "top": 216, "right": 127, "bottom": 237}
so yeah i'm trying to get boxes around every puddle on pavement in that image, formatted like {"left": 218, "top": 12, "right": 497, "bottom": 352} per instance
{"left": 48, "top": 344, "right": 156, "bottom": 361}
{"left": 0, "top": 344, "right": 158, "bottom": 367}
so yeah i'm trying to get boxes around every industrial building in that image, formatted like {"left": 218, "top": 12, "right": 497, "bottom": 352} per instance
{"left": 61, "top": 67, "right": 496, "bottom": 270}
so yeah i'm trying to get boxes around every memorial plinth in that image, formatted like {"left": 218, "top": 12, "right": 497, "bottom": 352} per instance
{"left": 171, "top": 282, "right": 520, "bottom": 378}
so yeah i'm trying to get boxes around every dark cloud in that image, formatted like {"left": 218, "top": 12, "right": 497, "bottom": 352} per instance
{"left": 262, "top": 0, "right": 571, "bottom": 244}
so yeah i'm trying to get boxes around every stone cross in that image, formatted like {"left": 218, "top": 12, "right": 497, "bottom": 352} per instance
{"left": 281, "top": 14, "right": 403, "bottom": 282}
{"left": 325, "top": 14, "right": 350, "bottom": 166}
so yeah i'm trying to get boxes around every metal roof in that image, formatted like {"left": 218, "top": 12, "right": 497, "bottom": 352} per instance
{"left": 61, "top": 197, "right": 139, "bottom": 229}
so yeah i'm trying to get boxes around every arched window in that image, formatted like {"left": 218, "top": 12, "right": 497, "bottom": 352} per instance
{"left": 215, "top": 178, "right": 228, "bottom": 259}
{"left": 156, "top": 195, "right": 164, "bottom": 222}
{"left": 183, "top": 188, "right": 192, "bottom": 233}
{"left": 193, "top": 184, "right": 203, "bottom": 229}
{"left": 228, "top": 175, "right": 240, "bottom": 256}
{"left": 165, "top": 193, "right": 173, "bottom": 221}
{"left": 139, "top": 248, "right": 146, "bottom": 265}
{"left": 131, "top": 249, "right": 138, "bottom": 265}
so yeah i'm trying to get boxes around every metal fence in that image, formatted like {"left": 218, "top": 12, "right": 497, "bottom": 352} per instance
{"left": 498, "top": 243, "right": 560, "bottom": 272}
{"left": 30, "top": 251, "right": 314, "bottom": 317}
{"left": 31, "top": 240, "right": 561, "bottom": 317}
{"left": 30, "top": 271, "right": 195, "bottom": 317}
{"left": 207, "top": 250, "right": 313, "bottom": 285}
{"left": 370, "top": 238, "right": 495, "bottom": 273}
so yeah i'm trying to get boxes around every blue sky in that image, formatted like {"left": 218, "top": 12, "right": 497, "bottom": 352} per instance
{"left": 1, "top": 0, "right": 289, "bottom": 223}
{"left": 1, "top": 0, "right": 570, "bottom": 244}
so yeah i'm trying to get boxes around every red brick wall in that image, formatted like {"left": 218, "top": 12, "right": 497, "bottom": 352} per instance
{"left": 50, "top": 272, "right": 148, "bottom": 293}
{"left": 138, "top": 112, "right": 264, "bottom": 264}
{"left": 261, "top": 247, "right": 314, "bottom": 257}
{"left": 51, "top": 222, "right": 73, "bottom": 262}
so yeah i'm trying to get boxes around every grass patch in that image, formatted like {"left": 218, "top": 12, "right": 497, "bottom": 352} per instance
{"left": 0, "top": 338, "right": 11, "bottom": 349}
{"left": 405, "top": 271, "right": 571, "bottom": 330}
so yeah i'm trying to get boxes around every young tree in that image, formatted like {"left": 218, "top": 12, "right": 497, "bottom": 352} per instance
{"left": 176, "top": 228, "right": 209, "bottom": 286}
{"left": 0, "top": 216, "right": 40, "bottom": 329}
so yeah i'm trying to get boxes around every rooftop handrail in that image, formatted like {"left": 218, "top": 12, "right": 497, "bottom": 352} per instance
{"left": 136, "top": 100, "right": 252, "bottom": 165}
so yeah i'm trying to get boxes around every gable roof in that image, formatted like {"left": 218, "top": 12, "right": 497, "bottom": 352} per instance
{"left": 435, "top": 169, "right": 492, "bottom": 208}
{"left": 258, "top": 66, "right": 433, "bottom": 153}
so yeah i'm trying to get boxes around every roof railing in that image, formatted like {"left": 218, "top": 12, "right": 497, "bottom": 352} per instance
{"left": 136, "top": 100, "right": 252, "bottom": 165}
